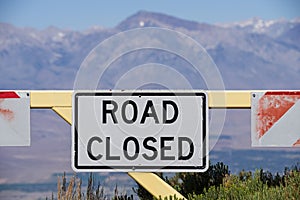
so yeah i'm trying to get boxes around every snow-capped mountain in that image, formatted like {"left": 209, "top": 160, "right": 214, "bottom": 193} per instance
{"left": 0, "top": 11, "right": 299, "bottom": 90}
{"left": 220, "top": 17, "right": 300, "bottom": 37}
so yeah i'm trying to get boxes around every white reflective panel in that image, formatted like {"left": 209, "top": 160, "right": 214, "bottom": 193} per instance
{"left": 0, "top": 91, "right": 30, "bottom": 146}
{"left": 251, "top": 91, "right": 300, "bottom": 147}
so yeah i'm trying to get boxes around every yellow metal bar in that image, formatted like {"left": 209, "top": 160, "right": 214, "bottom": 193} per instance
{"left": 208, "top": 90, "right": 251, "bottom": 108}
{"left": 29, "top": 90, "right": 253, "bottom": 200}
{"left": 30, "top": 90, "right": 253, "bottom": 108}
{"left": 30, "top": 90, "right": 72, "bottom": 108}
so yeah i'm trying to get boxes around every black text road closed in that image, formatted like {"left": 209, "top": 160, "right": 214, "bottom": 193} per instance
{"left": 72, "top": 91, "right": 208, "bottom": 172}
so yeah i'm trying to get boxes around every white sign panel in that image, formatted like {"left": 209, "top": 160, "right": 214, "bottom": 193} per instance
{"left": 72, "top": 91, "right": 208, "bottom": 172}
{"left": 251, "top": 91, "right": 300, "bottom": 147}
{"left": 0, "top": 91, "right": 30, "bottom": 146}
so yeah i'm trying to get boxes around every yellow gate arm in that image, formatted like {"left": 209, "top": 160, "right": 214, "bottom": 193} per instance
{"left": 30, "top": 90, "right": 252, "bottom": 199}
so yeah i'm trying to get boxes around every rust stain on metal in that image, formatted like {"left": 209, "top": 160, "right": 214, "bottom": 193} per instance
{"left": 293, "top": 139, "right": 300, "bottom": 147}
{"left": 256, "top": 92, "right": 300, "bottom": 138}
{"left": 0, "top": 99, "right": 15, "bottom": 121}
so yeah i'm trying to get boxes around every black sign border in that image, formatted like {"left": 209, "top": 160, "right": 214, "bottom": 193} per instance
{"left": 74, "top": 91, "right": 208, "bottom": 171}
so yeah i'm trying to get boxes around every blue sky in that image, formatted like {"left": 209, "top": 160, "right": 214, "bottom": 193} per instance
{"left": 0, "top": 0, "right": 299, "bottom": 30}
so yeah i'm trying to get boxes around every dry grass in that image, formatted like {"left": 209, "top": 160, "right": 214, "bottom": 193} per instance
{"left": 51, "top": 172, "right": 133, "bottom": 200}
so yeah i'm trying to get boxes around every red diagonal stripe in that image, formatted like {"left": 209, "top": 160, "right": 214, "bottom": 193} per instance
{"left": 265, "top": 91, "right": 300, "bottom": 96}
{"left": 256, "top": 92, "right": 300, "bottom": 138}
{"left": 0, "top": 91, "right": 20, "bottom": 98}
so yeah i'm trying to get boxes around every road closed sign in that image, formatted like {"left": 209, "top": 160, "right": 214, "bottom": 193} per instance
{"left": 72, "top": 91, "right": 208, "bottom": 172}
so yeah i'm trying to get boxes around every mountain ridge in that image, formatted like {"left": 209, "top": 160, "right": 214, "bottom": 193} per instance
{"left": 1, "top": 11, "right": 299, "bottom": 90}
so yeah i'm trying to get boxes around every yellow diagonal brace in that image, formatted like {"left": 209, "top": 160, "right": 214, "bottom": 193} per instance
{"left": 129, "top": 172, "right": 185, "bottom": 199}
{"left": 52, "top": 107, "right": 72, "bottom": 124}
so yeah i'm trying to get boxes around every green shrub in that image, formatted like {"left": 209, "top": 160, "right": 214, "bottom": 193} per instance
{"left": 189, "top": 170, "right": 300, "bottom": 200}
{"left": 166, "top": 162, "right": 229, "bottom": 197}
